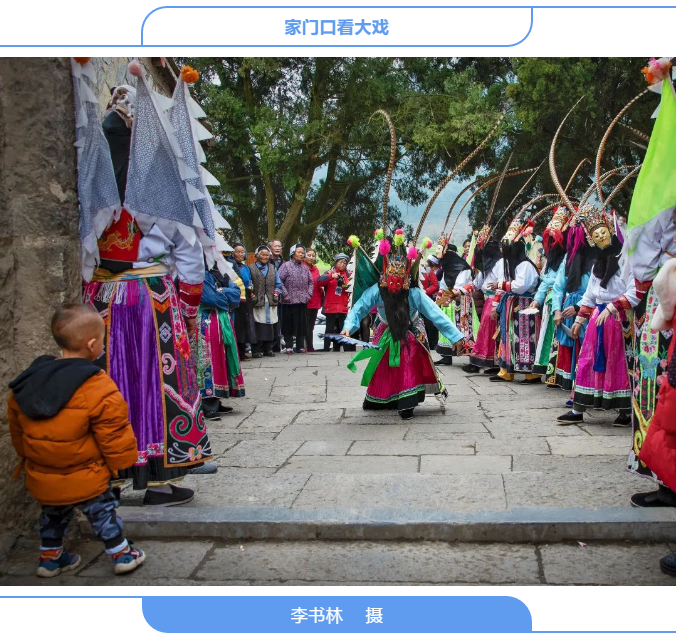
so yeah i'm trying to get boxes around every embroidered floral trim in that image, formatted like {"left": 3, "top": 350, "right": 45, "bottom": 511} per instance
{"left": 179, "top": 281, "right": 203, "bottom": 318}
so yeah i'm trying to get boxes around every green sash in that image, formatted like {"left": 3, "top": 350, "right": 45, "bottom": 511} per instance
{"left": 217, "top": 311, "right": 242, "bottom": 381}
{"left": 536, "top": 292, "right": 556, "bottom": 367}
{"left": 347, "top": 328, "right": 401, "bottom": 387}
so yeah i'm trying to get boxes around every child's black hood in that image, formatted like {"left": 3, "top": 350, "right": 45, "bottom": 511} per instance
{"left": 8, "top": 355, "right": 101, "bottom": 420}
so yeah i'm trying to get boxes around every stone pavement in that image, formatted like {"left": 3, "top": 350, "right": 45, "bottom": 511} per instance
{"left": 1, "top": 535, "right": 675, "bottom": 585}
{"left": 4, "top": 350, "right": 676, "bottom": 586}
{"left": 121, "top": 351, "right": 650, "bottom": 512}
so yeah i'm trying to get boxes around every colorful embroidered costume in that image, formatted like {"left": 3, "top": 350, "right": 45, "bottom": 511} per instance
{"left": 345, "top": 285, "right": 462, "bottom": 413}
{"left": 196, "top": 270, "right": 245, "bottom": 406}
{"left": 75, "top": 61, "right": 225, "bottom": 492}
{"left": 468, "top": 240, "right": 503, "bottom": 370}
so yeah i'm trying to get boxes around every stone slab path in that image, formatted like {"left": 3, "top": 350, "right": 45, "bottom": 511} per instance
{"left": 119, "top": 351, "right": 650, "bottom": 512}
{"left": 3, "top": 352, "right": 675, "bottom": 586}
{"left": 2, "top": 535, "right": 675, "bottom": 585}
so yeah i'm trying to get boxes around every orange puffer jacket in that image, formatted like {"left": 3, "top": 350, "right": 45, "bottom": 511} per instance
{"left": 8, "top": 371, "right": 137, "bottom": 506}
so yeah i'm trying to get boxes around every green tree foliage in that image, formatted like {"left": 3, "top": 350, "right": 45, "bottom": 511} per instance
{"left": 182, "top": 57, "right": 653, "bottom": 251}
{"left": 469, "top": 57, "right": 653, "bottom": 235}
{"left": 182, "top": 57, "right": 501, "bottom": 252}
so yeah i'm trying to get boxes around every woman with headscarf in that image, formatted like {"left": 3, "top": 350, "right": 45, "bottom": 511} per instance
{"left": 248, "top": 245, "right": 283, "bottom": 357}
{"left": 557, "top": 207, "right": 639, "bottom": 426}
{"left": 228, "top": 242, "right": 256, "bottom": 360}
{"left": 278, "top": 244, "right": 314, "bottom": 354}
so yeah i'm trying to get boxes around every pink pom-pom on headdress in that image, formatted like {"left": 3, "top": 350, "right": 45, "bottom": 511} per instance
{"left": 642, "top": 57, "right": 672, "bottom": 85}
{"left": 422, "top": 238, "right": 433, "bottom": 250}
{"left": 128, "top": 60, "right": 143, "bottom": 77}
{"left": 406, "top": 246, "right": 419, "bottom": 260}
{"left": 379, "top": 239, "right": 391, "bottom": 256}
{"left": 394, "top": 228, "right": 404, "bottom": 235}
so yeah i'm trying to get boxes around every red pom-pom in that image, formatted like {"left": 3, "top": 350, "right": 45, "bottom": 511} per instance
{"left": 379, "top": 240, "right": 391, "bottom": 256}
{"left": 394, "top": 228, "right": 404, "bottom": 235}
{"left": 128, "top": 60, "right": 143, "bottom": 77}
{"left": 73, "top": 57, "right": 91, "bottom": 65}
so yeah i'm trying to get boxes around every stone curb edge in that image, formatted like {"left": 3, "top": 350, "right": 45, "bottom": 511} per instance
{"left": 102, "top": 506, "right": 676, "bottom": 543}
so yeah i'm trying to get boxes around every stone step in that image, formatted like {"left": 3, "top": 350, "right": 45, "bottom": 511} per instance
{"left": 112, "top": 506, "right": 676, "bottom": 543}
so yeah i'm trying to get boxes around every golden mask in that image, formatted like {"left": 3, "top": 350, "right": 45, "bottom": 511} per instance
{"left": 591, "top": 225, "right": 612, "bottom": 249}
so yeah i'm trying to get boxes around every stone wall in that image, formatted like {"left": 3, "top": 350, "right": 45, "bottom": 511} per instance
{"left": 0, "top": 58, "right": 81, "bottom": 546}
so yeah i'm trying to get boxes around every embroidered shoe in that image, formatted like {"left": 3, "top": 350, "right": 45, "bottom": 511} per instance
{"left": 112, "top": 546, "right": 146, "bottom": 575}
{"left": 37, "top": 550, "right": 81, "bottom": 578}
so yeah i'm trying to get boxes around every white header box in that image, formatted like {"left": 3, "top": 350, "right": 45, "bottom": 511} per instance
{"left": 141, "top": 6, "right": 533, "bottom": 47}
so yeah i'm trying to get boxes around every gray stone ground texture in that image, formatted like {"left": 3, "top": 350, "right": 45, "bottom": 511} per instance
{"left": 2, "top": 352, "right": 674, "bottom": 585}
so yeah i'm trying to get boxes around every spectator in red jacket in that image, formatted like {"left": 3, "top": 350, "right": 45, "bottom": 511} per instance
{"left": 304, "top": 248, "right": 324, "bottom": 352}
{"left": 422, "top": 255, "right": 441, "bottom": 350}
{"left": 318, "top": 253, "right": 353, "bottom": 352}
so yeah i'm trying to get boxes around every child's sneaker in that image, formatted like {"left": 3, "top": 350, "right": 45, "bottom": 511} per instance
{"left": 37, "top": 549, "right": 81, "bottom": 578}
{"left": 112, "top": 545, "right": 146, "bottom": 575}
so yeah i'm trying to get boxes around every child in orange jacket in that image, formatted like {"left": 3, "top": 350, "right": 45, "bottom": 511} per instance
{"left": 8, "top": 304, "right": 144, "bottom": 578}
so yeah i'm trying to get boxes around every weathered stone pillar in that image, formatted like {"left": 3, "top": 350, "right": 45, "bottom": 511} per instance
{"left": 0, "top": 58, "right": 80, "bottom": 545}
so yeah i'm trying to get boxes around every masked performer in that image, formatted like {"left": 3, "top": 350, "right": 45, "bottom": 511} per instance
{"left": 557, "top": 206, "right": 638, "bottom": 425}
{"left": 531, "top": 207, "right": 569, "bottom": 379}
{"left": 462, "top": 227, "right": 504, "bottom": 375}
{"left": 341, "top": 228, "right": 463, "bottom": 420}
{"left": 420, "top": 255, "right": 441, "bottom": 349}
{"left": 435, "top": 243, "right": 474, "bottom": 366}
{"left": 624, "top": 60, "right": 676, "bottom": 506}
{"left": 635, "top": 259, "right": 676, "bottom": 532}
{"left": 548, "top": 216, "right": 595, "bottom": 395}
{"left": 339, "top": 111, "right": 464, "bottom": 419}
{"left": 489, "top": 218, "right": 542, "bottom": 384}
{"left": 77, "top": 60, "right": 214, "bottom": 506}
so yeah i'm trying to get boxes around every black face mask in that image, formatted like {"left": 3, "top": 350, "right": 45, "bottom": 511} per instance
{"left": 502, "top": 241, "right": 536, "bottom": 281}
{"left": 565, "top": 242, "right": 597, "bottom": 293}
{"left": 440, "top": 250, "right": 471, "bottom": 289}
{"left": 477, "top": 240, "right": 502, "bottom": 275}
{"left": 592, "top": 236, "right": 622, "bottom": 289}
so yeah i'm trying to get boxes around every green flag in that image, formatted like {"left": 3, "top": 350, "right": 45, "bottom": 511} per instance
{"left": 628, "top": 80, "right": 676, "bottom": 250}
{"left": 350, "top": 247, "right": 380, "bottom": 306}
